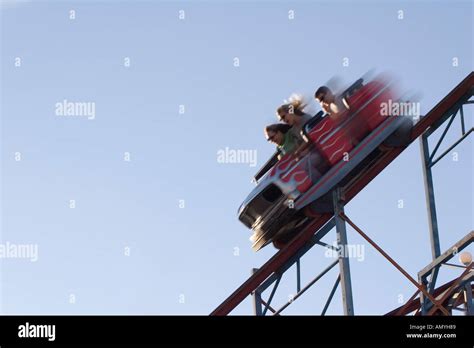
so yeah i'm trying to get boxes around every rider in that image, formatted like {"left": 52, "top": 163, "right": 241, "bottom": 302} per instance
{"left": 276, "top": 96, "right": 312, "bottom": 140}
{"left": 264, "top": 123, "right": 300, "bottom": 158}
{"left": 314, "top": 86, "right": 347, "bottom": 118}
{"left": 277, "top": 96, "right": 329, "bottom": 175}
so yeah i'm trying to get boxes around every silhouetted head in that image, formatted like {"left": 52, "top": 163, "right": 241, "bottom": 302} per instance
{"left": 315, "top": 86, "right": 335, "bottom": 113}
{"left": 264, "top": 123, "right": 292, "bottom": 146}
{"left": 276, "top": 96, "right": 306, "bottom": 126}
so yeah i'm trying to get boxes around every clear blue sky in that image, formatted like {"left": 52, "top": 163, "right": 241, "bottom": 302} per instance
{"left": 1, "top": 0, "right": 472, "bottom": 315}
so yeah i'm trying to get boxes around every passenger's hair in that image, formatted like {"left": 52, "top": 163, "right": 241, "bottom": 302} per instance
{"left": 265, "top": 123, "right": 292, "bottom": 135}
{"left": 277, "top": 94, "right": 307, "bottom": 117}
{"left": 315, "top": 86, "right": 330, "bottom": 99}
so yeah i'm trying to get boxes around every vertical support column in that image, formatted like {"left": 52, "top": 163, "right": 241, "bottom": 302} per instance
{"left": 420, "top": 134, "right": 442, "bottom": 259}
{"left": 464, "top": 283, "right": 473, "bottom": 316}
{"left": 332, "top": 188, "right": 354, "bottom": 316}
{"left": 459, "top": 105, "right": 466, "bottom": 135}
{"left": 419, "top": 135, "right": 442, "bottom": 314}
{"left": 296, "top": 259, "right": 301, "bottom": 293}
{"left": 417, "top": 274, "right": 430, "bottom": 315}
{"left": 252, "top": 268, "right": 263, "bottom": 316}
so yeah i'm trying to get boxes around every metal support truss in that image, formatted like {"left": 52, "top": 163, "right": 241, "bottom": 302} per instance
{"left": 251, "top": 217, "right": 341, "bottom": 316}
{"left": 251, "top": 187, "right": 356, "bottom": 316}
{"left": 418, "top": 94, "right": 473, "bottom": 314}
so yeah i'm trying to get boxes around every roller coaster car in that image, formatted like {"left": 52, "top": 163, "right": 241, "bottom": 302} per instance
{"left": 238, "top": 75, "right": 414, "bottom": 251}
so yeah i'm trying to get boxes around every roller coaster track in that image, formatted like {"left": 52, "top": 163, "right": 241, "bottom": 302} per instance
{"left": 211, "top": 72, "right": 474, "bottom": 316}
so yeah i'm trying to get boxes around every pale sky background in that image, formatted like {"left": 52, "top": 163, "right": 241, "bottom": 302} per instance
{"left": 0, "top": 0, "right": 472, "bottom": 315}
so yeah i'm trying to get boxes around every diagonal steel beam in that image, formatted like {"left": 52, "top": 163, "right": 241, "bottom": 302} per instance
{"left": 339, "top": 212, "right": 450, "bottom": 315}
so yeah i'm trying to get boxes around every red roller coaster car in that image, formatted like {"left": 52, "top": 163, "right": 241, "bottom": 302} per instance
{"left": 238, "top": 75, "right": 414, "bottom": 251}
